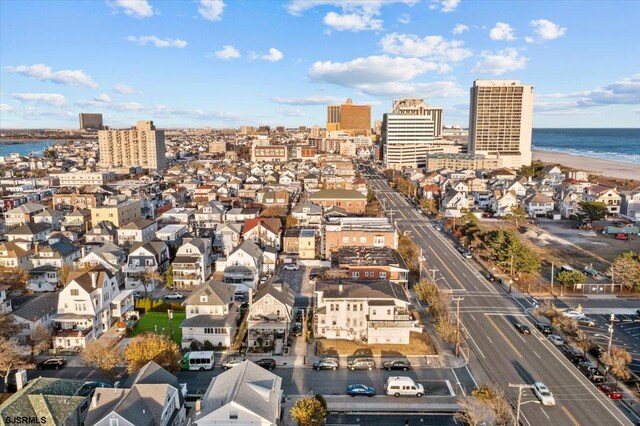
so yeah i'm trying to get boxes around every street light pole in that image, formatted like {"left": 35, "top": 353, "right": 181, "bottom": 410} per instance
{"left": 607, "top": 313, "right": 615, "bottom": 356}
{"left": 550, "top": 262, "right": 554, "bottom": 296}
{"left": 509, "top": 383, "right": 534, "bottom": 426}
{"left": 168, "top": 309, "right": 174, "bottom": 341}
{"left": 453, "top": 297, "right": 464, "bottom": 357}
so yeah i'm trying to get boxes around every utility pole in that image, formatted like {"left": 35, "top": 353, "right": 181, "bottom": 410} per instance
{"left": 607, "top": 313, "right": 615, "bottom": 355}
{"left": 550, "top": 262, "right": 554, "bottom": 296}
{"left": 453, "top": 297, "right": 464, "bottom": 357}
{"left": 509, "top": 383, "right": 533, "bottom": 426}
{"left": 418, "top": 248, "right": 425, "bottom": 282}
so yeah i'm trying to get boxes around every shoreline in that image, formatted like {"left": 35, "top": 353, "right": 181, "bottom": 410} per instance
{"left": 533, "top": 150, "right": 640, "bottom": 181}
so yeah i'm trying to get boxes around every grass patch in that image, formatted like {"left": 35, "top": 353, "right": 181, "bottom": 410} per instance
{"left": 316, "top": 332, "right": 436, "bottom": 357}
{"left": 130, "top": 311, "right": 185, "bottom": 345}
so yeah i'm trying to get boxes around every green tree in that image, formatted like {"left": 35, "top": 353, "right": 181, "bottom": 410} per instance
{"left": 608, "top": 251, "right": 640, "bottom": 291}
{"left": 419, "top": 197, "right": 438, "bottom": 215}
{"left": 165, "top": 265, "right": 174, "bottom": 289}
{"left": 556, "top": 270, "right": 586, "bottom": 290}
{"left": 290, "top": 396, "right": 327, "bottom": 426}
{"left": 124, "top": 333, "right": 181, "bottom": 374}
{"left": 505, "top": 204, "right": 528, "bottom": 228}
{"left": 366, "top": 189, "right": 376, "bottom": 203}
{"left": 600, "top": 346, "right": 632, "bottom": 385}
{"left": 552, "top": 316, "right": 579, "bottom": 340}
{"left": 577, "top": 201, "right": 608, "bottom": 223}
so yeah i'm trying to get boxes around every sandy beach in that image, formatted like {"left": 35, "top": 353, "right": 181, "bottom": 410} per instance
{"left": 533, "top": 150, "right": 640, "bottom": 181}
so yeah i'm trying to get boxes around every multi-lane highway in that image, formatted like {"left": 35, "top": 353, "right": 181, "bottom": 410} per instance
{"left": 363, "top": 164, "right": 632, "bottom": 426}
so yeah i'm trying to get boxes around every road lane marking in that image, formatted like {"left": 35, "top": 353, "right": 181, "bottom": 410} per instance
{"left": 461, "top": 323, "right": 486, "bottom": 359}
{"left": 445, "top": 380, "right": 455, "bottom": 396}
{"left": 540, "top": 406, "right": 550, "bottom": 420}
{"left": 464, "top": 365, "right": 478, "bottom": 388}
{"left": 499, "top": 316, "right": 527, "bottom": 344}
{"left": 486, "top": 335, "right": 494, "bottom": 343}
{"left": 486, "top": 316, "right": 523, "bottom": 359}
{"left": 451, "top": 368, "right": 465, "bottom": 396}
{"left": 561, "top": 405, "right": 580, "bottom": 426}
{"left": 533, "top": 351, "right": 541, "bottom": 359}
{"left": 469, "top": 314, "right": 476, "bottom": 321}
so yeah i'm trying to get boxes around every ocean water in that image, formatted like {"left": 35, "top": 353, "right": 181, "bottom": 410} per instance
{"left": 532, "top": 128, "right": 640, "bottom": 164}
{"left": 0, "top": 140, "right": 58, "bottom": 157}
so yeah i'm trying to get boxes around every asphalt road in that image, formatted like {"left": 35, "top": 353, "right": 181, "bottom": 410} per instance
{"left": 363, "top": 164, "right": 633, "bottom": 426}
{"left": 326, "top": 414, "right": 456, "bottom": 426}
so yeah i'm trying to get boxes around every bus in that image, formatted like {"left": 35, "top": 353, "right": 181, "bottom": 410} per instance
{"left": 179, "top": 351, "right": 215, "bottom": 371}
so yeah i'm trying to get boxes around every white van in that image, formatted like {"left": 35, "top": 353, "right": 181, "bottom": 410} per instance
{"left": 384, "top": 376, "right": 424, "bottom": 397}
{"left": 179, "top": 351, "right": 215, "bottom": 371}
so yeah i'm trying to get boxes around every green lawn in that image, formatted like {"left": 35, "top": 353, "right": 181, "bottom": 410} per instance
{"left": 130, "top": 311, "right": 185, "bottom": 345}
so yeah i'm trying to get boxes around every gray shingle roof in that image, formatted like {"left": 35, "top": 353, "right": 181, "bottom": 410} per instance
{"left": 181, "top": 311, "right": 238, "bottom": 328}
{"left": 11, "top": 292, "right": 58, "bottom": 321}
{"left": 5, "top": 222, "right": 51, "bottom": 236}
{"left": 253, "top": 277, "right": 294, "bottom": 308}
{"left": 183, "top": 280, "right": 235, "bottom": 307}
{"left": 316, "top": 280, "right": 408, "bottom": 302}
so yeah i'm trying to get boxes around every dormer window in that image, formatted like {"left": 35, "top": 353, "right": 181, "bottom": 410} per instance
{"left": 200, "top": 296, "right": 207, "bottom": 303}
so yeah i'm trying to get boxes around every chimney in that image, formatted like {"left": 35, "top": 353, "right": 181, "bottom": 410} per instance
{"left": 34, "top": 242, "right": 39, "bottom": 254}
{"left": 92, "top": 393, "right": 99, "bottom": 408}
{"left": 195, "top": 399, "right": 202, "bottom": 414}
{"left": 338, "top": 281, "right": 343, "bottom": 294}
{"left": 273, "top": 281, "right": 282, "bottom": 292}
{"left": 248, "top": 288, "right": 253, "bottom": 306}
{"left": 91, "top": 272, "right": 98, "bottom": 288}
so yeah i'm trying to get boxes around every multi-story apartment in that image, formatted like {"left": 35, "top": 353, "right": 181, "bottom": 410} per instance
{"left": 3, "top": 202, "right": 46, "bottom": 227}
{"left": 326, "top": 98, "right": 371, "bottom": 136}
{"left": 173, "top": 237, "right": 212, "bottom": 289}
{"left": 53, "top": 171, "right": 115, "bottom": 187}
{"left": 335, "top": 246, "right": 409, "bottom": 288}
{"left": 98, "top": 120, "right": 167, "bottom": 171}
{"left": 323, "top": 217, "right": 397, "bottom": 259}
{"left": 426, "top": 153, "right": 502, "bottom": 172}
{"left": 469, "top": 80, "right": 534, "bottom": 169}
{"left": 583, "top": 185, "right": 621, "bottom": 215}
{"left": 382, "top": 108, "right": 436, "bottom": 170}
{"left": 91, "top": 195, "right": 142, "bottom": 228}
{"left": 314, "top": 280, "right": 415, "bottom": 344}
{"left": 391, "top": 98, "right": 443, "bottom": 137}
{"left": 247, "top": 277, "right": 295, "bottom": 352}
{"left": 116, "top": 218, "right": 157, "bottom": 246}
{"left": 308, "top": 189, "right": 366, "bottom": 214}
{"left": 123, "top": 240, "right": 171, "bottom": 290}
{"left": 283, "top": 228, "right": 317, "bottom": 259}
{"left": 251, "top": 144, "right": 288, "bottom": 163}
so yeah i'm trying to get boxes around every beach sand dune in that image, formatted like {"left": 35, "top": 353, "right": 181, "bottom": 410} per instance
{"left": 533, "top": 150, "right": 640, "bottom": 181}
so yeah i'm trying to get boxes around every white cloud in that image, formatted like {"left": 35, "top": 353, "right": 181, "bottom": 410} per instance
{"left": 94, "top": 93, "right": 112, "bottom": 103}
{"left": 380, "top": 33, "right": 472, "bottom": 62}
{"left": 528, "top": 19, "right": 567, "bottom": 42}
{"left": 12, "top": 93, "right": 68, "bottom": 106}
{"left": 472, "top": 48, "right": 527, "bottom": 75}
{"left": 285, "top": 1, "right": 418, "bottom": 16}
{"left": 355, "top": 81, "right": 465, "bottom": 97}
{"left": 198, "top": 0, "right": 225, "bottom": 21}
{"left": 452, "top": 24, "right": 468, "bottom": 34}
{"left": 276, "top": 108, "right": 306, "bottom": 117}
{"left": 323, "top": 11, "right": 382, "bottom": 32}
{"left": 398, "top": 13, "right": 411, "bottom": 24}
{"left": 108, "top": 0, "right": 153, "bottom": 18}
{"left": 429, "top": 0, "right": 460, "bottom": 13}
{"left": 151, "top": 105, "right": 247, "bottom": 122}
{"left": 127, "top": 35, "right": 187, "bottom": 48}
{"left": 213, "top": 45, "right": 240, "bottom": 59}
{"left": 250, "top": 48, "right": 284, "bottom": 62}
{"left": 113, "top": 83, "right": 135, "bottom": 94}
{"left": 272, "top": 95, "right": 344, "bottom": 105}
{"left": 0, "top": 104, "right": 15, "bottom": 112}
{"left": 5, "top": 63, "right": 98, "bottom": 88}
{"left": 489, "top": 22, "right": 516, "bottom": 41}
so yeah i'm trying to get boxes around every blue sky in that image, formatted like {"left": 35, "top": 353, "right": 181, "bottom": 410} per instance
{"left": 1, "top": 0, "right": 639, "bottom": 129}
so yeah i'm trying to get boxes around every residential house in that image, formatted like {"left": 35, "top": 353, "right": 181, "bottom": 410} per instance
{"left": 335, "top": 246, "right": 409, "bottom": 288}
{"left": 192, "top": 361, "right": 282, "bottom": 426}
{"left": 242, "top": 218, "right": 282, "bottom": 250}
{"left": 216, "top": 222, "right": 242, "bottom": 256}
{"left": 194, "top": 201, "right": 225, "bottom": 229}
{"left": 0, "top": 378, "right": 91, "bottom": 426}
{"left": 314, "top": 280, "right": 415, "bottom": 344}
{"left": 621, "top": 191, "right": 640, "bottom": 221}
{"left": 173, "top": 237, "right": 212, "bottom": 289}
{"left": 542, "top": 165, "right": 564, "bottom": 184}
{"left": 224, "top": 240, "right": 263, "bottom": 290}
{"left": 33, "top": 208, "right": 64, "bottom": 229}
{"left": 123, "top": 240, "right": 171, "bottom": 290}
{"left": 524, "top": 192, "right": 556, "bottom": 217}
{"left": 308, "top": 189, "right": 366, "bottom": 214}
{"left": 440, "top": 189, "right": 469, "bottom": 218}
{"left": 283, "top": 228, "right": 316, "bottom": 259}
{"left": 324, "top": 217, "right": 397, "bottom": 259}
{"left": 91, "top": 195, "right": 142, "bottom": 228}
{"left": 491, "top": 190, "right": 518, "bottom": 217}
{"left": 85, "top": 361, "right": 187, "bottom": 426}
{"left": 116, "top": 218, "right": 157, "bottom": 247}
{"left": 247, "top": 277, "right": 295, "bottom": 353}
{"left": 0, "top": 241, "right": 32, "bottom": 269}
{"left": 12, "top": 292, "right": 58, "bottom": 345}
{"left": 77, "top": 243, "right": 126, "bottom": 285}
{"left": 225, "top": 208, "right": 260, "bottom": 222}
{"left": 557, "top": 191, "right": 582, "bottom": 218}
{"left": 291, "top": 202, "right": 322, "bottom": 226}
{"left": 0, "top": 285, "right": 11, "bottom": 315}
{"left": 584, "top": 185, "right": 621, "bottom": 215}
{"left": 85, "top": 221, "right": 118, "bottom": 243}
{"left": 30, "top": 235, "right": 81, "bottom": 270}
{"left": 5, "top": 222, "right": 50, "bottom": 243}
{"left": 181, "top": 280, "right": 238, "bottom": 349}
{"left": 3, "top": 202, "right": 46, "bottom": 227}
{"left": 506, "top": 180, "right": 527, "bottom": 197}
{"left": 61, "top": 209, "right": 92, "bottom": 233}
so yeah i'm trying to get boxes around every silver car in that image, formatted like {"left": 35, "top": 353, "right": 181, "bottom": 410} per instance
{"left": 533, "top": 382, "right": 555, "bottom": 406}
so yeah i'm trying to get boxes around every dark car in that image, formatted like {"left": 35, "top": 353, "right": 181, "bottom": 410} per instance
{"left": 255, "top": 358, "right": 277, "bottom": 370}
{"left": 382, "top": 360, "right": 412, "bottom": 371}
{"left": 587, "top": 370, "right": 606, "bottom": 383}
{"left": 578, "top": 361, "right": 598, "bottom": 375}
{"left": 80, "top": 381, "right": 113, "bottom": 395}
{"left": 347, "top": 384, "right": 375, "bottom": 397}
{"left": 636, "top": 308, "right": 640, "bottom": 317}
{"left": 292, "top": 324, "right": 303, "bottom": 337}
{"left": 514, "top": 323, "right": 531, "bottom": 334}
{"left": 597, "top": 384, "right": 623, "bottom": 399}
{"left": 313, "top": 358, "right": 339, "bottom": 371}
{"left": 535, "top": 322, "right": 552, "bottom": 335}
{"left": 588, "top": 345, "right": 605, "bottom": 359}
{"left": 37, "top": 358, "right": 66, "bottom": 370}
{"left": 562, "top": 346, "right": 586, "bottom": 364}
{"left": 347, "top": 357, "right": 376, "bottom": 371}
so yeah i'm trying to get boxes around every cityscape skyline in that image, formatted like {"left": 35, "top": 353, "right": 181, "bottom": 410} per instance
{"left": 1, "top": 0, "right": 639, "bottom": 129}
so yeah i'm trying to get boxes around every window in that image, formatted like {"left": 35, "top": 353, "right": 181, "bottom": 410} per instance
{"left": 380, "top": 272, "right": 387, "bottom": 279}
{"left": 360, "top": 236, "right": 367, "bottom": 243}
{"left": 352, "top": 272, "right": 359, "bottom": 278}
{"left": 342, "top": 236, "right": 349, "bottom": 244}
{"left": 109, "top": 419, "right": 119, "bottom": 426}
{"left": 70, "top": 289, "right": 79, "bottom": 296}
{"left": 204, "top": 327, "right": 213, "bottom": 334}
{"left": 374, "top": 236, "right": 384, "bottom": 246}
{"left": 372, "top": 310, "right": 377, "bottom": 315}
{"left": 229, "top": 412, "right": 238, "bottom": 420}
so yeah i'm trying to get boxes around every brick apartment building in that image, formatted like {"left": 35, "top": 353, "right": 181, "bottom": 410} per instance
{"left": 323, "top": 217, "right": 397, "bottom": 259}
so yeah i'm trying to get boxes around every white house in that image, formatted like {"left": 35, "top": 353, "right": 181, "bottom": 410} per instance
{"left": 291, "top": 202, "right": 322, "bottom": 226}
{"left": 524, "top": 192, "right": 556, "bottom": 217}
{"left": 440, "top": 189, "right": 469, "bottom": 218}
{"left": 247, "top": 277, "right": 295, "bottom": 354}
{"left": 491, "top": 190, "right": 518, "bottom": 217}
{"left": 180, "top": 280, "right": 238, "bottom": 350}
{"left": 225, "top": 240, "right": 263, "bottom": 290}
{"left": 116, "top": 218, "right": 157, "bottom": 247}
{"left": 194, "top": 201, "right": 225, "bottom": 229}
{"left": 30, "top": 235, "right": 81, "bottom": 270}
{"left": 123, "top": 240, "right": 171, "bottom": 290}
{"left": 173, "top": 237, "right": 212, "bottom": 289}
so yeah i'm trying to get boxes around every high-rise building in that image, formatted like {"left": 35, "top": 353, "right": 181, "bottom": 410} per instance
{"left": 310, "top": 125, "right": 321, "bottom": 138}
{"left": 98, "top": 120, "right": 166, "bottom": 171}
{"left": 391, "top": 98, "right": 443, "bottom": 138}
{"left": 79, "top": 113, "right": 103, "bottom": 130}
{"left": 326, "top": 98, "right": 371, "bottom": 136}
{"left": 469, "top": 80, "right": 534, "bottom": 168}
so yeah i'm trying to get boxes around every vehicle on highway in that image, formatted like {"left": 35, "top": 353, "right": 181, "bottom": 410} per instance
{"left": 637, "top": 308, "right": 640, "bottom": 316}
{"left": 384, "top": 376, "right": 424, "bottom": 398}
{"left": 461, "top": 250, "right": 472, "bottom": 259}
{"left": 583, "top": 267, "right": 599, "bottom": 277}
{"left": 179, "top": 351, "right": 215, "bottom": 371}
{"left": 347, "top": 384, "right": 376, "bottom": 397}
{"left": 536, "top": 322, "right": 552, "bottom": 335}
{"left": 533, "top": 382, "right": 555, "bottom": 406}
{"left": 588, "top": 345, "right": 605, "bottom": 358}
{"left": 37, "top": 358, "right": 66, "bottom": 370}
{"left": 587, "top": 370, "right": 606, "bottom": 383}
{"left": 283, "top": 263, "right": 300, "bottom": 271}
{"left": 562, "top": 309, "right": 583, "bottom": 318}
{"left": 221, "top": 357, "right": 246, "bottom": 370}
{"left": 514, "top": 323, "right": 530, "bottom": 334}
{"left": 347, "top": 357, "right": 376, "bottom": 371}
{"left": 382, "top": 359, "right": 412, "bottom": 371}
{"left": 548, "top": 334, "right": 564, "bottom": 346}
{"left": 562, "top": 345, "right": 586, "bottom": 364}
{"left": 576, "top": 316, "right": 596, "bottom": 327}
{"left": 255, "top": 358, "right": 277, "bottom": 370}
{"left": 597, "top": 384, "right": 624, "bottom": 399}
{"left": 484, "top": 272, "right": 495, "bottom": 282}
{"left": 314, "top": 358, "right": 339, "bottom": 371}
{"left": 164, "top": 292, "right": 184, "bottom": 300}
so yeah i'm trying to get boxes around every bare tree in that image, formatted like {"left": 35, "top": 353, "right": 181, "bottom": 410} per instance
{"left": 454, "top": 396, "right": 493, "bottom": 425}
{"left": 0, "top": 337, "right": 31, "bottom": 393}
{"left": 600, "top": 346, "right": 632, "bottom": 385}
{"left": 81, "top": 339, "right": 123, "bottom": 382}
{"left": 25, "top": 325, "right": 52, "bottom": 362}
{"left": 142, "top": 271, "right": 165, "bottom": 295}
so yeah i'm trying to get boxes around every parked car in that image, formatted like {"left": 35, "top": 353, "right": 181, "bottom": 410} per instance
{"left": 384, "top": 376, "right": 424, "bottom": 398}
{"left": 597, "top": 384, "right": 624, "bottom": 399}
{"left": 533, "top": 382, "right": 556, "bottom": 406}
{"left": 536, "top": 322, "right": 552, "bottom": 335}
{"left": 347, "top": 357, "right": 376, "bottom": 371}
{"left": 221, "top": 357, "right": 246, "bottom": 370}
{"left": 132, "top": 291, "right": 143, "bottom": 299}
{"left": 313, "top": 358, "right": 339, "bottom": 371}
{"left": 548, "top": 334, "right": 564, "bottom": 346}
{"left": 615, "top": 233, "right": 631, "bottom": 241}
{"left": 588, "top": 345, "right": 605, "bottom": 359}
{"left": 462, "top": 250, "right": 472, "bottom": 259}
{"left": 576, "top": 316, "right": 596, "bottom": 327}
{"left": 587, "top": 370, "right": 606, "bottom": 383}
{"left": 636, "top": 308, "right": 640, "bottom": 317}
{"left": 583, "top": 267, "right": 599, "bottom": 277}
{"left": 562, "top": 309, "right": 583, "bottom": 318}
{"left": 562, "top": 346, "right": 586, "bottom": 364}
{"left": 255, "top": 358, "right": 277, "bottom": 370}
{"left": 484, "top": 272, "right": 495, "bottom": 282}
{"left": 283, "top": 264, "right": 300, "bottom": 271}
{"left": 578, "top": 361, "right": 599, "bottom": 375}
{"left": 514, "top": 323, "right": 531, "bottom": 334}
{"left": 382, "top": 360, "right": 412, "bottom": 371}
{"left": 347, "top": 384, "right": 376, "bottom": 397}
{"left": 81, "top": 381, "right": 113, "bottom": 391}
{"left": 164, "top": 292, "right": 184, "bottom": 300}
{"left": 37, "top": 358, "right": 66, "bottom": 370}
{"left": 292, "top": 324, "right": 303, "bottom": 337}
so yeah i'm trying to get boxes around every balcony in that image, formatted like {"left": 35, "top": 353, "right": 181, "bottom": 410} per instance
{"left": 54, "top": 326, "right": 93, "bottom": 337}
{"left": 368, "top": 320, "right": 412, "bottom": 329}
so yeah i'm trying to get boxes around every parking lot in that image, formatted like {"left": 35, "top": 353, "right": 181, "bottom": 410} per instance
{"left": 278, "top": 261, "right": 329, "bottom": 307}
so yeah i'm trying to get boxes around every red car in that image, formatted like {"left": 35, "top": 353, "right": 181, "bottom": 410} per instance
{"left": 615, "top": 233, "right": 631, "bottom": 241}
{"left": 596, "top": 384, "right": 624, "bottom": 399}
